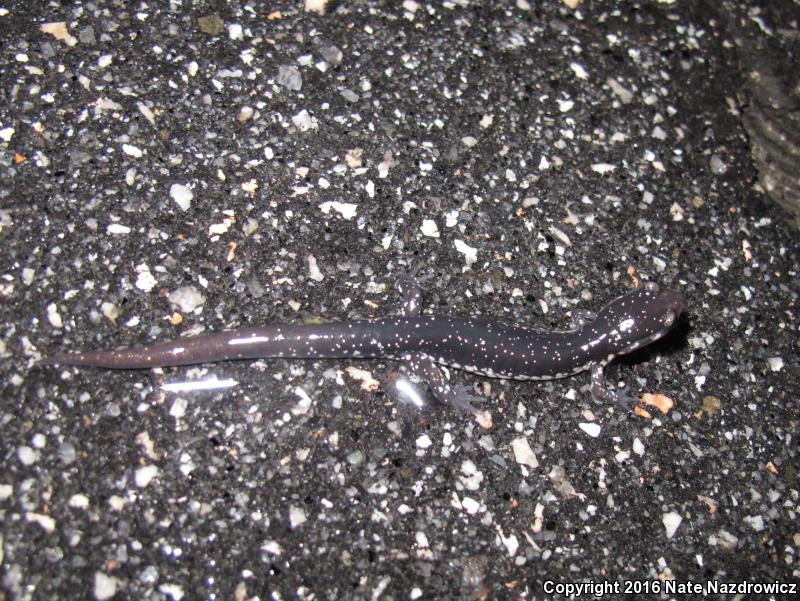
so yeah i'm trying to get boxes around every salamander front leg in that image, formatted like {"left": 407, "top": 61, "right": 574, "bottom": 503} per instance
{"left": 404, "top": 352, "right": 481, "bottom": 413}
{"left": 590, "top": 365, "right": 634, "bottom": 406}
{"left": 569, "top": 309, "right": 597, "bottom": 330}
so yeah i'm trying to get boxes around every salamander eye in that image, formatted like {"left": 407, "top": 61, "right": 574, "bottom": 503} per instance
{"left": 662, "top": 310, "right": 675, "bottom": 328}
{"left": 645, "top": 281, "right": 659, "bottom": 293}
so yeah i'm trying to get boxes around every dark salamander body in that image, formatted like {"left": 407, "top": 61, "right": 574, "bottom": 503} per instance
{"left": 39, "top": 278, "right": 684, "bottom": 412}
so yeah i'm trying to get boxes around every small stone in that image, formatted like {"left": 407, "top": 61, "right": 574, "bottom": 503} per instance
{"left": 277, "top": 65, "right": 302, "bottom": 91}
{"left": 511, "top": 436, "right": 538, "bottom": 469}
{"left": 94, "top": 572, "right": 118, "bottom": 600}
{"left": 289, "top": 506, "right": 307, "bottom": 528}
{"left": 135, "top": 465, "right": 159, "bottom": 488}
{"left": 291, "top": 109, "right": 318, "bottom": 131}
{"left": 167, "top": 286, "right": 206, "bottom": 313}
{"left": 170, "top": 183, "right": 193, "bottom": 211}
{"left": 420, "top": 219, "right": 439, "bottom": 238}
{"left": 319, "top": 45, "right": 343, "bottom": 65}
{"left": 709, "top": 155, "right": 727, "bottom": 175}
{"left": 197, "top": 15, "right": 224, "bottom": 36}
{"left": 17, "top": 445, "right": 37, "bottom": 465}
{"left": 662, "top": 511, "right": 682, "bottom": 539}
{"left": 579, "top": 422, "right": 601, "bottom": 437}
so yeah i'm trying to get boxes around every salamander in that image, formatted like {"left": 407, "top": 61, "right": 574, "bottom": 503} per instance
{"left": 37, "top": 277, "right": 684, "bottom": 412}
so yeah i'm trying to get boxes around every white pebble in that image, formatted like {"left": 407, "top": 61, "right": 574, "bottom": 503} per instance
{"left": 570, "top": 62, "right": 588, "bottom": 79}
{"left": 228, "top": 23, "right": 243, "bottom": 40}
{"left": 289, "top": 506, "right": 307, "bottom": 528}
{"left": 167, "top": 286, "right": 206, "bottom": 313}
{"left": 17, "top": 445, "right": 37, "bottom": 465}
{"left": 511, "top": 436, "right": 538, "bottom": 469}
{"left": 26, "top": 512, "right": 56, "bottom": 532}
{"left": 291, "top": 109, "right": 318, "bottom": 131}
{"left": 0, "top": 484, "right": 12, "bottom": 500}
{"left": 169, "top": 397, "right": 188, "bottom": 419}
{"left": 651, "top": 126, "right": 667, "bottom": 140}
{"left": 420, "top": 219, "right": 439, "bottom": 238}
{"left": 94, "top": 572, "right": 118, "bottom": 600}
{"left": 459, "top": 460, "right": 484, "bottom": 491}
{"left": 307, "top": 255, "right": 324, "bottom": 282}
{"left": 557, "top": 99, "right": 574, "bottom": 112}
{"left": 46, "top": 303, "right": 63, "bottom": 328}
{"left": 106, "top": 223, "right": 131, "bottom": 234}
{"left": 121, "top": 143, "right": 142, "bottom": 157}
{"left": 454, "top": 239, "right": 478, "bottom": 267}
{"left": 497, "top": 527, "right": 519, "bottom": 556}
{"left": 591, "top": 163, "right": 616, "bottom": 174}
{"left": 709, "top": 155, "right": 727, "bottom": 175}
{"left": 579, "top": 422, "right": 601, "bottom": 438}
{"left": 461, "top": 496, "right": 480, "bottom": 514}
{"left": 135, "top": 266, "right": 157, "bottom": 292}
{"left": 318, "top": 200, "right": 357, "bottom": 220}
{"left": 744, "top": 515, "right": 764, "bottom": 532}
{"left": 662, "top": 512, "right": 682, "bottom": 539}
{"left": 305, "top": 0, "right": 328, "bottom": 14}
{"left": 97, "top": 54, "right": 113, "bottom": 68}
{"left": 238, "top": 105, "right": 254, "bottom": 122}
{"left": 277, "top": 65, "right": 302, "bottom": 91}
{"left": 170, "top": 183, "right": 193, "bottom": 211}
{"left": 767, "top": 357, "right": 784, "bottom": 372}
{"left": 292, "top": 386, "right": 313, "bottom": 415}
{"left": 68, "top": 494, "right": 90, "bottom": 509}
{"left": 135, "top": 464, "right": 159, "bottom": 488}
{"left": 606, "top": 77, "right": 633, "bottom": 104}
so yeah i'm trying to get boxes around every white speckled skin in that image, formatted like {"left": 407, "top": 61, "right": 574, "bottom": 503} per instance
{"left": 39, "top": 279, "right": 684, "bottom": 412}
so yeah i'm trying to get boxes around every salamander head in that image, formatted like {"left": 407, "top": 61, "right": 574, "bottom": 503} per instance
{"left": 597, "top": 282, "right": 684, "bottom": 358}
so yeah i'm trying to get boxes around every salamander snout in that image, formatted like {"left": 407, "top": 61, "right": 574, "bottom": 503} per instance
{"left": 651, "top": 285, "right": 685, "bottom": 327}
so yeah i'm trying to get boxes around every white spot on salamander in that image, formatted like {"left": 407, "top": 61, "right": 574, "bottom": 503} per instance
{"left": 618, "top": 317, "right": 635, "bottom": 332}
{"left": 229, "top": 336, "right": 271, "bottom": 345}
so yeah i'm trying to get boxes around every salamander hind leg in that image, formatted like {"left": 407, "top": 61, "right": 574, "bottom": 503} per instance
{"left": 396, "top": 270, "right": 426, "bottom": 317}
{"left": 404, "top": 352, "right": 482, "bottom": 413}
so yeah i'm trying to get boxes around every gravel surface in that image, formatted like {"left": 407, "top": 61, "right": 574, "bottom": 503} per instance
{"left": 2, "top": 1, "right": 798, "bottom": 599}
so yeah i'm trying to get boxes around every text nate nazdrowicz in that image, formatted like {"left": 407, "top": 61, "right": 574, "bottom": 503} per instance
{"left": 543, "top": 579, "right": 796, "bottom": 598}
